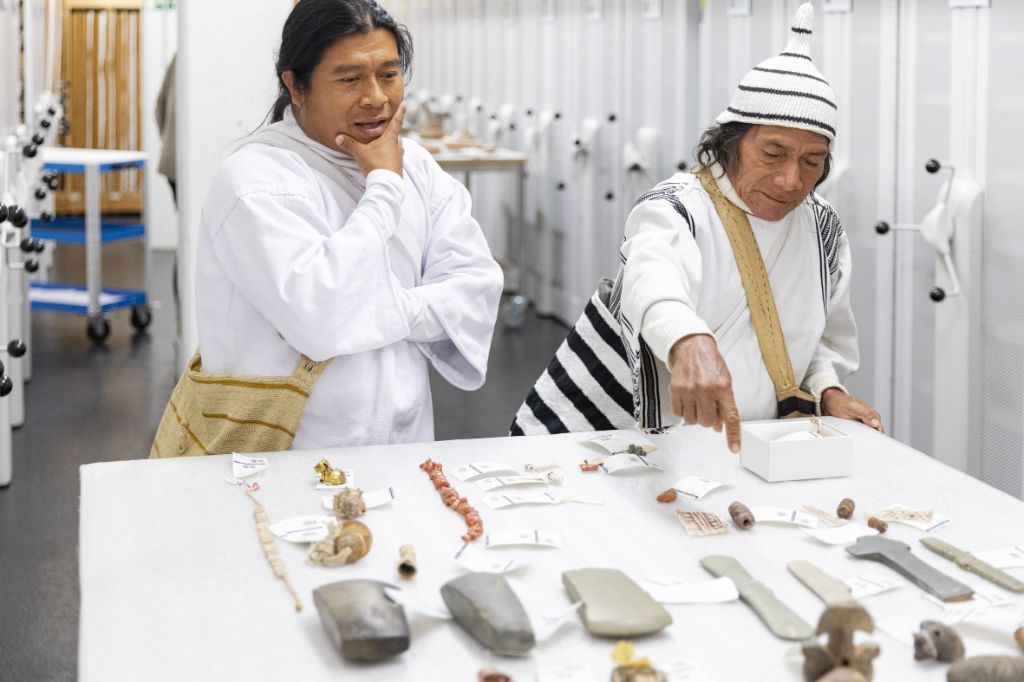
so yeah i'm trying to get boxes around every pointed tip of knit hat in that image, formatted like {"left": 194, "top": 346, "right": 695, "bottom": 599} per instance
{"left": 784, "top": 3, "right": 815, "bottom": 56}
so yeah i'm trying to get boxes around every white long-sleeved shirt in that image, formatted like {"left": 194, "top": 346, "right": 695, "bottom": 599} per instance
{"left": 195, "top": 123, "right": 503, "bottom": 449}
{"left": 620, "top": 164, "right": 858, "bottom": 424}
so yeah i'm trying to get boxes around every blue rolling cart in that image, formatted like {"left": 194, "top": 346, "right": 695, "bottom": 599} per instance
{"left": 29, "top": 148, "right": 151, "bottom": 342}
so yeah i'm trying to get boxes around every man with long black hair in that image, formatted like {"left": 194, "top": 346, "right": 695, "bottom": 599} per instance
{"left": 192, "top": 0, "right": 502, "bottom": 448}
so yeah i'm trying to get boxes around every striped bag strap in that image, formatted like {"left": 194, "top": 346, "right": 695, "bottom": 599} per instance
{"left": 695, "top": 167, "right": 815, "bottom": 418}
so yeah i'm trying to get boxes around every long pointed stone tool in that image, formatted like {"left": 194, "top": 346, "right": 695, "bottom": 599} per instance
{"left": 920, "top": 537, "right": 1024, "bottom": 593}
{"left": 787, "top": 560, "right": 853, "bottom": 605}
{"left": 701, "top": 555, "right": 815, "bottom": 640}
{"left": 846, "top": 535, "right": 974, "bottom": 602}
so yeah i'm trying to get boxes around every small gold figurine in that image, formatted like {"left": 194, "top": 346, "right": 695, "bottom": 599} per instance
{"left": 314, "top": 458, "right": 347, "bottom": 486}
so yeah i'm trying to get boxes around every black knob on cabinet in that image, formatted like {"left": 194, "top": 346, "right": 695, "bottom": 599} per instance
{"left": 47, "top": 106, "right": 56, "bottom": 116}
{"left": 34, "top": 188, "right": 47, "bottom": 200}
{"left": 7, "top": 340, "right": 25, "bottom": 358}
{"left": 925, "top": 159, "right": 941, "bottom": 174}
{"left": 628, "top": 163, "right": 643, "bottom": 173}
{"left": 677, "top": 161, "right": 688, "bottom": 171}
{"left": 489, "top": 114, "right": 497, "bottom": 120}
{"left": 0, "top": 375, "right": 12, "bottom": 397}
{"left": 556, "top": 182, "right": 566, "bottom": 191}
{"left": 20, "top": 238, "right": 34, "bottom": 253}
{"left": 509, "top": 123, "right": 516, "bottom": 130}
{"left": 23, "top": 144, "right": 38, "bottom": 158}
{"left": 476, "top": 104, "right": 483, "bottom": 112}
{"left": 24, "top": 259, "right": 39, "bottom": 273}
{"left": 40, "top": 211, "right": 53, "bottom": 222}
{"left": 8, "top": 206, "right": 27, "bottom": 228}
{"left": 554, "top": 112, "right": 562, "bottom": 120}
{"left": 574, "top": 138, "right": 581, "bottom": 147}
{"left": 33, "top": 239, "right": 45, "bottom": 253}
{"left": 604, "top": 192, "right": 615, "bottom": 201}
{"left": 608, "top": 113, "right": 617, "bottom": 123}
{"left": 40, "top": 118, "right": 51, "bottom": 129}
{"left": 526, "top": 108, "right": 534, "bottom": 116}
{"left": 0, "top": 204, "right": 6, "bottom": 223}
{"left": 32, "top": 133, "right": 45, "bottom": 145}
{"left": 875, "top": 221, "right": 891, "bottom": 235}
{"left": 46, "top": 176, "right": 58, "bottom": 190}
{"left": 929, "top": 287, "right": 946, "bottom": 302}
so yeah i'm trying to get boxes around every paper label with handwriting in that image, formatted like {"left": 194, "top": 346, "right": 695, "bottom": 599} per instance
{"left": 536, "top": 667, "right": 593, "bottom": 682}
{"left": 231, "top": 454, "right": 268, "bottom": 479}
{"left": 924, "top": 586, "right": 1014, "bottom": 624}
{"left": 268, "top": 515, "right": 335, "bottom": 543}
{"left": 476, "top": 474, "right": 548, "bottom": 491}
{"left": 805, "top": 522, "right": 877, "bottom": 545}
{"left": 676, "top": 510, "right": 728, "bottom": 537}
{"left": 587, "top": 432, "right": 656, "bottom": 454}
{"left": 641, "top": 576, "right": 739, "bottom": 604}
{"left": 321, "top": 486, "right": 395, "bottom": 511}
{"left": 484, "top": 529, "right": 562, "bottom": 549}
{"left": 483, "top": 490, "right": 566, "bottom": 510}
{"left": 973, "top": 545, "right": 1024, "bottom": 569}
{"left": 672, "top": 476, "right": 727, "bottom": 500}
{"left": 455, "top": 551, "right": 523, "bottom": 574}
{"left": 662, "top": 660, "right": 711, "bottom": 682}
{"left": 845, "top": 574, "right": 903, "bottom": 599}
{"left": 873, "top": 505, "right": 949, "bottom": 531}
{"left": 751, "top": 507, "right": 819, "bottom": 528}
{"left": 452, "top": 462, "right": 519, "bottom": 481}
{"left": 532, "top": 601, "right": 582, "bottom": 642}
{"left": 599, "top": 452, "right": 664, "bottom": 474}
{"left": 383, "top": 587, "right": 452, "bottom": 620}
{"left": 314, "top": 470, "right": 355, "bottom": 490}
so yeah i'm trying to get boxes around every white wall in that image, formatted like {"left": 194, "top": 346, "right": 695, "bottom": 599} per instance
{"left": 141, "top": 1, "right": 177, "bottom": 250}
{"left": 176, "top": 0, "right": 292, "bottom": 361}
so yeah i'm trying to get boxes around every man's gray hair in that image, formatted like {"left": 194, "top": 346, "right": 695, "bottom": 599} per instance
{"left": 693, "top": 122, "right": 832, "bottom": 188}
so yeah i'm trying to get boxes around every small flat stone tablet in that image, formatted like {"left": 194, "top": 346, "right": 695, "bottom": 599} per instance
{"left": 562, "top": 568, "right": 672, "bottom": 637}
{"left": 441, "top": 572, "right": 535, "bottom": 655}
{"left": 312, "top": 579, "right": 410, "bottom": 661}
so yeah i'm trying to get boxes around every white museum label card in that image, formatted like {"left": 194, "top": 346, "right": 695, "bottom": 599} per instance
{"left": 485, "top": 529, "right": 563, "bottom": 549}
{"left": 321, "top": 487, "right": 395, "bottom": 511}
{"left": 231, "top": 454, "right": 268, "bottom": 479}
{"left": 805, "top": 522, "right": 877, "bottom": 545}
{"left": 314, "top": 470, "right": 355, "bottom": 490}
{"left": 533, "top": 601, "right": 583, "bottom": 642}
{"left": 641, "top": 576, "right": 739, "bottom": 604}
{"left": 873, "top": 505, "right": 949, "bottom": 531}
{"left": 973, "top": 545, "right": 1024, "bottom": 569}
{"left": 588, "top": 432, "right": 655, "bottom": 455}
{"left": 452, "top": 462, "right": 519, "bottom": 482}
{"left": 476, "top": 474, "right": 548, "bottom": 491}
{"left": 483, "top": 490, "right": 566, "bottom": 510}
{"left": 672, "top": 476, "right": 727, "bottom": 501}
{"left": 752, "top": 507, "right": 819, "bottom": 528}
{"left": 924, "top": 587, "right": 1014, "bottom": 624}
{"left": 845, "top": 574, "right": 904, "bottom": 599}
{"left": 599, "top": 452, "right": 664, "bottom": 474}
{"left": 456, "top": 550, "right": 523, "bottom": 574}
{"left": 268, "top": 515, "right": 335, "bottom": 543}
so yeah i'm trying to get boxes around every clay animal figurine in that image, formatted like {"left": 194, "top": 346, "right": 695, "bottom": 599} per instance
{"left": 802, "top": 602, "right": 880, "bottom": 682}
{"left": 914, "top": 621, "right": 965, "bottom": 663}
{"left": 946, "top": 655, "right": 1024, "bottom": 682}
{"left": 314, "top": 458, "right": 347, "bottom": 486}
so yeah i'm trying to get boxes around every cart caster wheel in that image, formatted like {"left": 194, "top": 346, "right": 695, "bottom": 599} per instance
{"left": 130, "top": 305, "right": 152, "bottom": 331}
{"left": 86, "top": 318, "right": 110, "bottom": 343}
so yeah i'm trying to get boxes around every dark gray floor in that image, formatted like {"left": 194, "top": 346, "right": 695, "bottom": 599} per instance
{"left": 0, "top": 245, "right": 566, "bottom": 681}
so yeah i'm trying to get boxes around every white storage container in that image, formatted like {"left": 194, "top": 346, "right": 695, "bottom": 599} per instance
{"left": 740, "top": 419, "right": 853, "bottom": 483}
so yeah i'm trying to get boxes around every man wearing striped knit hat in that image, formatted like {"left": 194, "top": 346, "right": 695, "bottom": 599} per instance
{"left": 510, "top": 3, "right": 882, "bottom": 448}
{"left": 617, "top": 2, "right": 883, "bottom": 451}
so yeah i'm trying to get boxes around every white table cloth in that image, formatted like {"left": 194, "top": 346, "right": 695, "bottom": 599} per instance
{"left": 79, "top": 419, "right": 1024, "bottom": 681}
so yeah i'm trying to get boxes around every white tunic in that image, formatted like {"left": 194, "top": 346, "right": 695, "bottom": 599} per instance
{"left": 195, "top": 119, "right": 503, "bottom": 449}
{"left": 620, "top": 165, "right": 858, "bottom": 425}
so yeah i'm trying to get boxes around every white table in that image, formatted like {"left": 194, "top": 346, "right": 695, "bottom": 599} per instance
{"left": 79, "top": 420, "right": 1024, "bottom": 681}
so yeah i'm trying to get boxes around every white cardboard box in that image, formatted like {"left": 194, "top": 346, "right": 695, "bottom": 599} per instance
{"left": 740, "top": 419, "right": 852, "bottom": 482}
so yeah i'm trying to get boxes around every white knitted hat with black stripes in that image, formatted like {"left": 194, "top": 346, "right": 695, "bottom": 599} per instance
{"left": 716, "top": 3, "right": 837, "bottom": 148}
